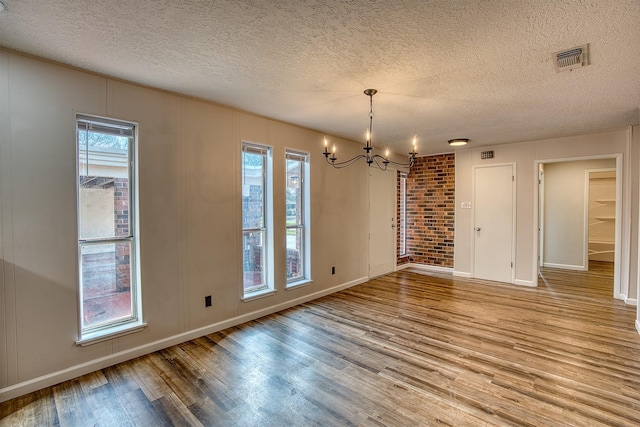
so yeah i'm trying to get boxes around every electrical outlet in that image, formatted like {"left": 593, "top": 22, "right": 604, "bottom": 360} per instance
{"left": 205, "top": 295, "right": 212, "bottom": 307}
{"left": 332, "top": 266, "right": 335, "bottom": 275}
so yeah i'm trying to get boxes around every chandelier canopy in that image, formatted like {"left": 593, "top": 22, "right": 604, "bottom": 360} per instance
{"left": 323, "top": 89, "right": 418, "bottom": 171}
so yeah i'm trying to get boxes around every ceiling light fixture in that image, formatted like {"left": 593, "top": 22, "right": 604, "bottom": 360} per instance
{"left": 322, "top": 89, "right": 418, "bottom": 171}
{"left": 448, "top": 138, "right": 469, "bottom": 147}
{"left": 0, "top": 2, "right": 6, "bottom": 12}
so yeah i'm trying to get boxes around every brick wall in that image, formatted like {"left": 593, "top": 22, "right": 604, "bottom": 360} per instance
{"left": 398, "top": 153, "right": 455, "bottom": 267}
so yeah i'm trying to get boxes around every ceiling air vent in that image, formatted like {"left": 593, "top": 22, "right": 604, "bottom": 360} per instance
{"left": 552, "top": 44, "right": 588, "bottom": 72}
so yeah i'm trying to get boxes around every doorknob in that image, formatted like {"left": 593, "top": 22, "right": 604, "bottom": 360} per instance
{"left": 475, "top": 227, "right": 481, "bottom": 231}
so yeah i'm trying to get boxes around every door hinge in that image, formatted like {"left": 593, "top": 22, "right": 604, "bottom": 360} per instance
{"left": 511, "top": 262, "right": 513, "bottom": 268}
{"left": 512, "top": 176, "right": 515, "bottom": 182}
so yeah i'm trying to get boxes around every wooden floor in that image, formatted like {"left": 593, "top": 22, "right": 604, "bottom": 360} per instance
{"left": 2, "top": 262, "right": 640, "bottom": 426}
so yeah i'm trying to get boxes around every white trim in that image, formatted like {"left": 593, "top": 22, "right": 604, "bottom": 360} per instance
{"left": 76, "top": 322, "right": 147, "bottom": 347}
{"left": 542, "top": 262, "right": 588, "bottom": 271}
{"left": 538, "top": 164, "right": 545, "bottom": 267}
{"left": 453, "top": 271, "right": 471, "bottom": 278}
{"left": 636, "top": 319, "right": 640, "bottom": 336}
{"left": 395, "top": 263, "right": 412, "bottom": 271}
{"left": 514, "top": 279, "right": 536, "bottom": 287}
{"left": 0, "top": 276, "right": 368, "bottom": 403}
{"left": 241, "top": 288, "right": 276, "bottom": 302}
{"left": 285, "top": 279, "right": 313, "bottom": 290}
{"left": 403, "top": 263, "right": 453, "bottom": 274}
{"left": 625, "top": 298, "right": 637, "bottom": 306}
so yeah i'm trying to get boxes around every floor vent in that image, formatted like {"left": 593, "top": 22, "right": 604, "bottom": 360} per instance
{"left": 552, "top": 44, "right": 589, "bottom": 72}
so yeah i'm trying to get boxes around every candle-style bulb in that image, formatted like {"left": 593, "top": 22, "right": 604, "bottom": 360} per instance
{"left": 385, "top": 148, "right": 390, "bottom": 157}
{"left": 332, "top": 144, "right": 336, "bottom": 155}
{"left": 324, "top": 137, "right": 328, "bottom": 147}
{"left": 366, "top": 129, "right": 370, "bottom": 142}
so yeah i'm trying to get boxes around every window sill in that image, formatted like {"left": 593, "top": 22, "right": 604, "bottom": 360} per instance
{"left": 242, "top": 288, "right": 276, "bottom": 302}
{"left": 286, "top": 279, "right": 313, "bottom": 290}
{"left": 76, "top": 321, "right": 147, "bottom": 347}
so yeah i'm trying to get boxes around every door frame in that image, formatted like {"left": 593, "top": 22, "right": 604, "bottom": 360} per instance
{"left": 538, "top": 164, "right": 545, "bottom": 267}
{"left": 471, "top": 162, "right": 517, "bottom": 284}
{"left": 533, "top": 153, "right": 624, "bottom": 299}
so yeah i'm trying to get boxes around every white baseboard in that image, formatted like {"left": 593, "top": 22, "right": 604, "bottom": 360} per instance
{"left": 395, "top": 263, "right": 412, "bottom": 271}
{"left": 513, "top": 279, "right": 536, "bottom": 287}
{"left": 453, "top": 271, "right": 471, "bottom": 278}
{"left": 625, "top": 297, "right": 637, "bottom": 306}
{"left": 405, "top": 263, "right": 453, "bottom": 274}
{"left": 0, "top": 276, "right": 367, "bottom": 403}
{"left": 542, "top": 262, "right": 587, "bottom": 271}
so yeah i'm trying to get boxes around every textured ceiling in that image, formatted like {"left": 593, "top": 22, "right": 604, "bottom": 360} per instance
{"left": 0, "top": 0, "right": 639, "bottom": 154}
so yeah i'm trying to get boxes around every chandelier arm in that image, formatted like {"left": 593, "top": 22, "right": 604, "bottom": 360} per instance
{"left": 371, "top": 156, "right": 388, "bottom": 171}
{"left": 324, "top": 154, "right": 367, "bottom": 168}
{"left": 370, "top": 154, "right": 416, "bottom": 169}
{"left": 382, "top": 158, "right": 416, "bottom": 168}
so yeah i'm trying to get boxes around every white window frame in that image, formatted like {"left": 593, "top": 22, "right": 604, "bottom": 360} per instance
{"left": 75, "top": 114, "right": 145, "bottom": 346}
{"left": 399, "top": 172, "right": 407, "bottom": 256}
{"left": 285, "top": 149, "right": 311, "bottom": 288}
{"left": 241, "top": 142, "right": 274, "bottom": 300}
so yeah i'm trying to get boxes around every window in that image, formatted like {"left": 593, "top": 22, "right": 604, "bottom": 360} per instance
{"left": 76, "top": 115, "right": 143, "bottom": 345}
{"left": 285, "top": 150, "right": 310, "bottom": 286}
{"left": 399, "top": 172, "right": 407, "bottom": 256}
{"left": 242, "top": 142, "right": 274, "bottom": 299}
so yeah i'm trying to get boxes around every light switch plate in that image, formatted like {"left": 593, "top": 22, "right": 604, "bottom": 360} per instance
{"left": 461, "top": 201, "right": 472, "bottom": 209}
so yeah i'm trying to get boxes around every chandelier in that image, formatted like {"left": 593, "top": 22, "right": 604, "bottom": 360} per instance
{"left": 323, "top": 89, "right": 418, "bottom": 171}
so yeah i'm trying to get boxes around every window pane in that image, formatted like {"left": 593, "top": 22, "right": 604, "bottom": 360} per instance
{"left": 242, "top": 151, "right": 264, "bottom": 229}
{"left": 399, "top": 175, "right": 407, "bottom": 255}
{"left": 80, "top": 241, "right": 133, "bottom": 329}
{"left": 243, "top": 230, "right": 267, "bottom": 293}
{"left": 286, "top": 227, "right": 304, "bottom": 281}
{"left": 286, "top": 159, "right": 302, "bottom": 225}
{"left": 78, "top": 128, "right": 131, "bottom": 240}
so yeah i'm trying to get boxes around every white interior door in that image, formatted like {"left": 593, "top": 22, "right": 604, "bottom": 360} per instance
{"left": 473, "top": 165, "right": 514, "bottom": 283}
{"left": 369, "top": 168, "right": 396, "bottom": 278}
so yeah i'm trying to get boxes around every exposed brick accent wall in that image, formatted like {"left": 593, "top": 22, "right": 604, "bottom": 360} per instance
{"left": 399, "top": 153, "right": 455, "bottom": 267}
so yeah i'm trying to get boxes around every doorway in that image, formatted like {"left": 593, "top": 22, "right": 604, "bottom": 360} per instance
{"left": 537, "top": 157, "right": 620, "bottom": 298}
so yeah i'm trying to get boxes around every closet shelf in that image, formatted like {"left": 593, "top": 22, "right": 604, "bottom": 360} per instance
{"left": 589, "top": 239, "right": 614, "bottom": 245}
{"left": 595, "top": 199, "right": 615, "bottom": 204}
{"left": 594, "top": 216, "right": 615, "bottom": 221}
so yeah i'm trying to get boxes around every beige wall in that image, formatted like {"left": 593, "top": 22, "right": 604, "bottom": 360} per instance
{"left": 454, "top": 129, "right": 637, "bottom": 300}
{"left": 543, "top": 159, "right": 615, "bottom": 269}
{"left": 0, "top": 50, "right": 369, "bottom": 397}
{"left": 1, "top": 49, "right": 639, "bottom": 399}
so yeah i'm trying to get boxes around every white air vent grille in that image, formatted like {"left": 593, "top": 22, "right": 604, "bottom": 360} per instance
{"left": 553, "top": 44, "right": 589, "bottom": 72}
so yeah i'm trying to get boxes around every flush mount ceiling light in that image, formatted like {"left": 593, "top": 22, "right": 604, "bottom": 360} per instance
{"left": 0, "top": 1, "right": 6, "bottom": 12}
{"left": 448, "top": 138, "right": 469, "bottom": 147}
{"left": 322, "top": 89, "right": 418, "bottom": 171}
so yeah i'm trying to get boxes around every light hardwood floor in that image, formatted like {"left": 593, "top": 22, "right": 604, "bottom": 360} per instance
{"left": 2, "top": 262, "right": 639, "bottom": 426}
